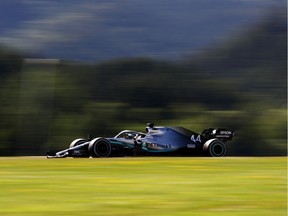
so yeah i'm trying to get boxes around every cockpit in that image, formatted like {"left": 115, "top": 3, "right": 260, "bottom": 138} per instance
{"left": 114, "top": 130, "right": 146, "bottom": 140}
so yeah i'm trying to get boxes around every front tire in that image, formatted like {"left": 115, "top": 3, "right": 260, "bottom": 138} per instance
{"left": 88, "top": 138, "right": 112, "bottom": 157}
{"left": 70, "top": 138, "right": 87, "bottom": 148}
{"left": 203, "top": 139, "right": 227, "bottom": 157}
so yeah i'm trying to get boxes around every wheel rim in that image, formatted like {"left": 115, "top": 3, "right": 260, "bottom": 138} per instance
{"left": 95, "top": 141, "right": 110, "bottom": 157}
{"left": 211, "top": 143, "right": 225, "bottom": 156}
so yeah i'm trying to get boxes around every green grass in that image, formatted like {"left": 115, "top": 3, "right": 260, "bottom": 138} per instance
{"left": 0, "top": 157, "right": 286, "bottom": 216}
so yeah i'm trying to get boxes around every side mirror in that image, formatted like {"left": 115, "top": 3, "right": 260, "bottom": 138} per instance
{"left": 87, "top": 134, "right": 93, "bottom": 141}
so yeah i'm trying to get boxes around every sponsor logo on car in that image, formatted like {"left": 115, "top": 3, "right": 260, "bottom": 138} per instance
{"left": 187, "top": 144, "right": 196, "bottom": 148}
{"left": 144, "top": 141, "right": 172, "bottom": 150}
{"left": 220, "top": 131, "right": 232, "bottom": 135}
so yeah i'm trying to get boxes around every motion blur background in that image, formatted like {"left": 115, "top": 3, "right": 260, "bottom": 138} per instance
{"left": 0, "top": 0, "right": 286, "bottom": 156}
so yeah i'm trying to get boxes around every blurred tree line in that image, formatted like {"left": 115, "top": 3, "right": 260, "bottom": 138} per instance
{"left": 0, "top": 13, "right": 286, "bottom": 156}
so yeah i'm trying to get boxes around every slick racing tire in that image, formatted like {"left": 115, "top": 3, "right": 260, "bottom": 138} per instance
{"left": 203, "top": 139, "right": 227, "bottom": 157}
{"left": 69, "top": 138, "right": 88, "bottom": 148}
{"left": 88, "top": 138, "right": 112, "bottom": 158}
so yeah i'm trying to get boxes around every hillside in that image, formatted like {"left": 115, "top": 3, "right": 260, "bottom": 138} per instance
{"left": 70, "top": 12, "right": 286, "bottom": 108}
{"left": 190, "top": 12, "right": 287, "bottom": 103}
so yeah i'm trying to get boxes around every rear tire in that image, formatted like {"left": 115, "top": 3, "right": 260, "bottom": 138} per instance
{"left": 88, "top": 138, "right": 112, "bottom": 157}
{"left": 203, "top": 139, "right": 227, "bottom": 157}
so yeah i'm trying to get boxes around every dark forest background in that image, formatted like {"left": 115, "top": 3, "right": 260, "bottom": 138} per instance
{"left": 0, "top": 13, "right": 286, "bottom": 156}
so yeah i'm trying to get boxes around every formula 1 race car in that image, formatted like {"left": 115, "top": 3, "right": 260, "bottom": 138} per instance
{"left": 47, "top": 123, "right": 234, "bottom": 158}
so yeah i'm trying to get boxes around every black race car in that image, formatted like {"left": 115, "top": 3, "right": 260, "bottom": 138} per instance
{"left": 47, "top": 123, "right": 234, "bottom": 158}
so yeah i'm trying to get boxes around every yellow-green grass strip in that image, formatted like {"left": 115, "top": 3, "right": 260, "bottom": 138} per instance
{"left": 0, "top": 157, "right": 286, "bottom": 216}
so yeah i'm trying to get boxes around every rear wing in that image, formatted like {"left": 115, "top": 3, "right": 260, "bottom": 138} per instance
{"left": 201, "top": 128, "right": 235, "bottom": 142}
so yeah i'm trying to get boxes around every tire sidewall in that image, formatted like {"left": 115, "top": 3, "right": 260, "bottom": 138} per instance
{"left": 88, "top": 138, "right": 112, "bottom": 157}
{"left": 203, "top": 139, "right": 227, "bottom": 157}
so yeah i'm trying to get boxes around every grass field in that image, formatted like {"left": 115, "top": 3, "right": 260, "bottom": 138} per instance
{"left": 0, "top": 157, "right": 286, "bottom": 216}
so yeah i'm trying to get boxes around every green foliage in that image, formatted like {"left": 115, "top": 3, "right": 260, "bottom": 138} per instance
{"left": 0, "top": 46, "right": 23, "bottom": 79}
